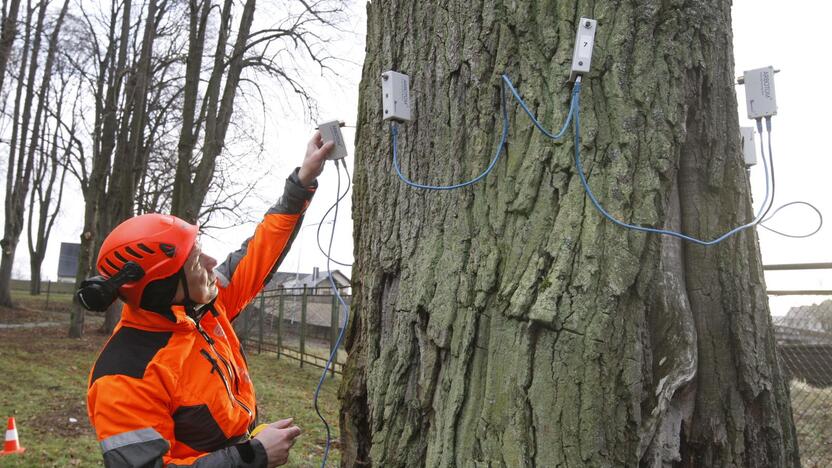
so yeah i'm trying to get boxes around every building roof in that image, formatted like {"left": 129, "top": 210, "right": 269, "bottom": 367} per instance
{"left": 265, "top": 268, "right": 350, "bottom": 291}
{"left": 265, "top": 272, "right": 299, "bottom": 290}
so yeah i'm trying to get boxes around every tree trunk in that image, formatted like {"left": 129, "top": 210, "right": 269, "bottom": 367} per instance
{"left": 97, "top": 0, "right": 160, "bottom": 335}
{"left": 28, "top": 260, "right": 40, "bottom": 294}
{"left": 23, "top": 0, "right": 70, "bottom": 298}
{"left": 0, "top": 0, "right": 22, "bottom": 96}
{"left": 170, "top": 0, "right": 210, "bottom": 221}
{"left": 68, "top": 0, "right": 131, "bottom": 337}
{"left": 0, "top": 0, "right": 45, "bottom": 307}
{"left": 341, "top": 1, "right": 799, "bottom": 467}
{"left": 170, "top": 0, "right": 256, "bottom": 223}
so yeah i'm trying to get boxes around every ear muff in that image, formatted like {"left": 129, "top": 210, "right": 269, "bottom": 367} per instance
{"left": 76, "top": 261, "right": 146, "bottom": 312}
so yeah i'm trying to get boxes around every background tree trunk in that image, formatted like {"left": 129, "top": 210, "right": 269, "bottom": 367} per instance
{"left": 0, "top": 0, "right": 46, "bottom": 307}
{"left": 341, "top": 1, "right": 799, "bottom": 466}
{"left": 0, "top": 0, "right": 22, "bottom": 96}
{"left": 23, "top": 0, "right": 69, "bottom": 296}
{"left": 170, "top": 0, "right": 255, "bottom": 223}
{"left": 26, "top": 48, "right": 71, "bottom": 296}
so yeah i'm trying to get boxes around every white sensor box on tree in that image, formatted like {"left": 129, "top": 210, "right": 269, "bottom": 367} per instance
{"left": 743, "top": 66, "right": 777, "bottom": 119}
{"left": 317, "top": 120, "right": 348, "bottom": 160}
{"left": 382, "top": 70, "right": 412, "bottom": 122}
{"left": 740, "top": 126, "right": 756, "bottom": 167}
{"left": 570, "top": 18, "right": 597, "bottom": 82}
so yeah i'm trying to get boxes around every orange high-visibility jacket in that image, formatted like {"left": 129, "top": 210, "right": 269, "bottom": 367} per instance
{"left": 87, "top": 170, "right": 315, "bottom": 467}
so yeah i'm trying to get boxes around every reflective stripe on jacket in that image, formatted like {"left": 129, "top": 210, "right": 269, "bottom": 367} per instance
{"left": 87, "top": 170, "right": 315, "bottom": 467}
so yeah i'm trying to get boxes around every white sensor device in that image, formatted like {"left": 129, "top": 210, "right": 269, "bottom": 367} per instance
{"left": 570, "top": 18, "right": 597, "bottom": 82}
{"left": 381, "top": 70, "right": 412, "bottom": 122}
{"left": 317, "top": 120, "right": 348, "bottom": 160}
{"left": 743, "top": 66, "right": 777, "bottom": 119}
{"left": 740, "top": 126, "right": 756, "bottom": 167}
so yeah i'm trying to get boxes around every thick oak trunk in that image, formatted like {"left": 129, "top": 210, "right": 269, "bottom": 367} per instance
{"left": 341, "top": 1, "right": 798, "bottom": 466}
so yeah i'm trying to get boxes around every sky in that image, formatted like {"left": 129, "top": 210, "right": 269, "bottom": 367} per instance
{"left": 5, "top": 0, "right": 830, "bottom": 316}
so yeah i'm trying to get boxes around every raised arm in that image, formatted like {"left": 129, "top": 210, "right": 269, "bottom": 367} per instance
{"left": 214, "top": 133, "right": 333, "bottom": 318}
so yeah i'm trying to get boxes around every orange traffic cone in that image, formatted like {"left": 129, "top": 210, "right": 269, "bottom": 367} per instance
{"left": 1, "top": 417, "right": 25, "bottom": 455}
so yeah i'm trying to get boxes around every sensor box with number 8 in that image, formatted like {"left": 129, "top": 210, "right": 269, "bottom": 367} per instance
{"left": 317, "top": 120, "right": 348, "bottom": 160}
{"left": 382, "top": 70, "right": 412, "bottom": 122}
{"left": 743, "top": 66, "right": 777, "bottom": 119}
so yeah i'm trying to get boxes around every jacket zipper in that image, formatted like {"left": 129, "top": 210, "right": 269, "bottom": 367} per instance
{"left": 195, "top": 321, "right": 253, "bottom": 418}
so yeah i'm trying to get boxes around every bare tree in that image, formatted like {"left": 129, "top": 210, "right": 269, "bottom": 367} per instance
{"left": 65, "top": 0, "right": 140, "bottom": 336}
{"left": 64, "top": 0, "right": 348, "bottom": 336}
{"left": 26, "top": 50, "right": 73, "bottom": 294}
{"left": 0, "top": 0, "right": 69, "bottom": 307}
{"left": 170, "top": 0, "right": 347, "bottom": 222}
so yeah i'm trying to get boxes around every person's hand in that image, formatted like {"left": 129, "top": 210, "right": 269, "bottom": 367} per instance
{"left": 297, "top": 131, "right": 335, "bottom": 187}
{"left": 253, "top": 418, "right": 302, "bottom": 467}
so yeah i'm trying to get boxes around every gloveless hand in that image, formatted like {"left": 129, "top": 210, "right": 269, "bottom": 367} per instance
{"left": 253, "top": 418, "right": 302, "bottom": 467}
{"left": 297, "top": 131, "right": 335, "bottom": 187}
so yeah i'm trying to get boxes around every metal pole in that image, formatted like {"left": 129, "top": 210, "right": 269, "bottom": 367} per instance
{"left": 258, "top": 293, "right": 265, "bottom": 354}
{"left": 300, "top": 285, "right": 307, "bottom": 368}
{"left": 330, "top": 294, "right": 338, "bottom": 377}
{"left": 767, "top": 290, "right": 832, "bottom": 296}
{"left": 277, "top": 292, "right": 284, "bottom": 359}
{"left": 763, "top": 262, "right": 832, "bottom": 271}
{"left": 46, "top": 280, "right": 51, "bottom": 309}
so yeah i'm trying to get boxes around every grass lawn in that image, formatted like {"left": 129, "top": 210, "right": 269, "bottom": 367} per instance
{"left": 6, "top": 297, "right": 829, "bottom": 467}
{"left": 0, "top": 306, "right": 341, "bottom": 467}
{"left": 8, "top": 289, "right": 74, "bottom": 314}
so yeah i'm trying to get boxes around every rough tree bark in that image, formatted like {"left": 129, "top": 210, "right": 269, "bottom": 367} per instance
{"left": 341, "top": 1, "right": 799, "bottom": 467}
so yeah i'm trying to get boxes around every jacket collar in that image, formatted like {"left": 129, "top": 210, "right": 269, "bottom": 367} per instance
{"left": 120, "top": 302, "right": 196, "bottom": 332}
{"left": 120, "top": 299, "right": 220, "bottom": 332}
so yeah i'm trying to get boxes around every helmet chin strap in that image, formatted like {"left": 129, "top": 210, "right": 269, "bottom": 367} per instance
{"left": 178, "top": 268, "right": 200, "bottom": 318}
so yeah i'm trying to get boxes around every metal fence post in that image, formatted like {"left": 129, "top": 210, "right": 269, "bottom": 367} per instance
{"left": 330, "top": 293, "right": 338, "bottom": 377}
{"left": 300, "top": 285, "right": 307, "bottom": 368}
{"left": 258, "top": 293, "right": 265, "bottom": 354}
{"left": 277, "top": 293, "right": 284, "bottom": 359}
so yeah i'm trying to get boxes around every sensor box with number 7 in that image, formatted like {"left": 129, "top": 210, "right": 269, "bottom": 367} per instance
{"left": 570, "top": 18, "right": 597, "bottom": 81}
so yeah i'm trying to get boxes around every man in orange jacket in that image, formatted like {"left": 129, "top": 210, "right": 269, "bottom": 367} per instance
{"left": 80, "top": 133, "right": 334, "bottom": 467}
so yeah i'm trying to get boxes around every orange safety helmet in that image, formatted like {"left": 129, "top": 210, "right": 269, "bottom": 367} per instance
{"left": 96, "top": 214, "right": 198, "bottom": 307}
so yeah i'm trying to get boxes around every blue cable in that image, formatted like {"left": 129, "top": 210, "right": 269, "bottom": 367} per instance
{"left": 391, "top": 74, "right": 574, "bottom": 191}
{"left": 313, "top": 159, "right": 352, "bottom": 468}
{"left": 391, "top": 73, "right": 776, "bottom": 245}
{"left": 569, "top": 79, "right": 773, "bottom": 245}
{"left": 391, "top": 77, "right": 511, "bottom": 190}
{"left": 392, "top": 75, "right": 579, "bottom": 190}
{"left": 501, "top": 74, "right": 574, "bottom": 140}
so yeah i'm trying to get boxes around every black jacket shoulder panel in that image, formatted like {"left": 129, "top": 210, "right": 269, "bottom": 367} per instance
{"left": 91, "top": 327, "right": 173, "bottom": 386}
